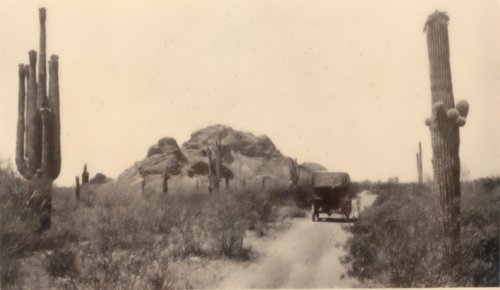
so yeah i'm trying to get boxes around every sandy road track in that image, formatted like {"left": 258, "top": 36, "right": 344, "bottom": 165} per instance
{"left": 219, "top": 191, "right": 375, "bottom": 289}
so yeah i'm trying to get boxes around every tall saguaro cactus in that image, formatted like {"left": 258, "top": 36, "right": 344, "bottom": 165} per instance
{"left": 206, "top": 136, "right": 223, "bottom": 193}
{"left": 289, "top": 158, "right": 299, "bottom": 186}
{"left": 416, "top": 142, "right": 423, "bottom": 184}
{"left": 207, "top": 145, "right": 214, "bottom": 193}
{"left": 75, "top": 176, "right": 80, "bottom": 201}
{"left": 163, "top": 171, "right": 169, "bottom": 194}
{"left": 424, "top": 11, "right": 469, "bottom": 276}
{"left": 82, "top": 164, "right": 89, "bottom": 184}
{"left": 16, "top": 8, "right": 61, "bottom": 232}
{"left": 213, "top": 135, "right": 222, "bottom": 192}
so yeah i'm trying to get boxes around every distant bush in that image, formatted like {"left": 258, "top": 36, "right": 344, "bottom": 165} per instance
{"left": 343, "top": 179, "right": 500, "bottom": 287}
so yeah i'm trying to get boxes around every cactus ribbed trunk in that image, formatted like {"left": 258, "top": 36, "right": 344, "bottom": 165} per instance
{"left": 214, "top": 135, "right": 222, "bottom": 192}
{"left": 225, "top": 172, "right": 230, "bottom": 189}
{"left": 163, "top": 172, "right": 169, "bottom": 194}
{"left": 15, "top": 8, "right": 61, "bottom": 232}
{"left": 417, "top": 142, "right": 423, "bottom": 184}
{"left": 27, "top": 51, "right": 42, "bottom": 173}
{"left": 82, "top": 164, "right": 89, "bottom": 184}
{"left": 424, "top": 11, "right": 469, "bottom": 279}
{"left": 207, "top": 146, "right": 214, "bottom": 193}
{"left": 289, "top": 158, "right": 299, "bottom": 186}
{"left": 75, "top": 176, "right": 80, "bottom": 201}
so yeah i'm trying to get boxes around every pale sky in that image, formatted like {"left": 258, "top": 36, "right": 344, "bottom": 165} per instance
{"left": 1, "top": 0, "right": 499, "bottom": 186}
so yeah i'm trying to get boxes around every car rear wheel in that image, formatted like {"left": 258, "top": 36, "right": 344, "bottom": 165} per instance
{"left": 312, "top": 203, "right": 319, "bottom": 222}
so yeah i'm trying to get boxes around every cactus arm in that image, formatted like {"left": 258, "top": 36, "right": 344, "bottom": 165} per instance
{"left": 27, "top": 50, "right": 42, "bottom": 174}
{"left": 48, "top": 55, "right": 61, "bottom": 178}
{"left": 38, "top": 8, "right": 47, "bottom": 108}
{"left": 16, "top": 64, "right": 31, "bottom": 179}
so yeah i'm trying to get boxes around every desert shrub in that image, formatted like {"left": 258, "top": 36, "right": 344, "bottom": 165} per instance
{"left": 156, "top": 187, "right": 286, "bottom": 259}
{"left": 205, "top": 192, "right": 250, "bottom": 258}
{"left": 73, "top": 246, "right": 174, "bottom": 290}
{"left": 84, "top": 186, "right": 156, "bottom": 253}
{"left": 1, "top": 163, "right": 302, "bottom": 288}
{"left": 344, "top": 180, "right": 500, "bottom": 287}
{"left": 239, "top": 190, "right": 274, "bottom": 236}
{"left": 159, "top": 192, "right": 251, "bottom": 259}
{"left": 0, "top": 257, "right": 22, "bottom": 287}
{"left": 79, "top": 184, "right": 98, "bottom": 206}
{"left": 43, "top": 182, "right": 158, "bottom": 257}
{"left": 44, "top": 184, "right": 176, "bottom": 289}
{"left": 0, "top": 161, "right": 37, "bottom": 286}
{"left": 344, "top": 186, "right": 444, "bottom": 287}
{"left": 166, "top": 194, "right": 208, "bottom": 257}
{"left": 460, "top": 177, "right": 500, "bottom": 286}
{"left": 46, "top": 249, "right": 77, "bottom": 278}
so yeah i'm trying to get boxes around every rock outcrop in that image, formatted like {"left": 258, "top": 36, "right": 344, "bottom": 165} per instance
{"left": 182, "top": 124, "right": 282, "bottom": 159}
{"left": 118, "top": 124, "right": 326, "bottom": 194}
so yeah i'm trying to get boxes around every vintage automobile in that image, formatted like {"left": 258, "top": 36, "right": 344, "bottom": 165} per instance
{"left": 311, "top": 172, "right": 352, "bottom": 221}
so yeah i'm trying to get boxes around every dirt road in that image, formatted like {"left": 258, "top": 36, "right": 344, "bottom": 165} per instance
{"left": 219, "top": 191, "right": 376, "bottom": 289}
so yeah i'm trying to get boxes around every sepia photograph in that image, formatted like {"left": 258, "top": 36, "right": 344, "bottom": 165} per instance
{"left": 0, "top": 0, "right": 498, "bottom": 289}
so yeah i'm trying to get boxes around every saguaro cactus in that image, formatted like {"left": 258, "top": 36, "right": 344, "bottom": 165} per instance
{"left": 82, "top": 164, "right": 89, "bottom": 184}
{"left": 16, "top": 8, "right": 61, "bottom": 232}
{"left": 416, "top": 142, "right": 423, "bottom": 184}
{"left": 207, "top": 146, "right": 214, "bottom": 193}
{"left": 224, "top": 172, "right": 230, "bottom": 189}
{"left": 163, "top": 171, "right": 169, "bottom": 194}
{"left": 75, "top": 176, "right": 80, "bottom": 201}
{"left": 424, "top": 11, "right": 469, "bottom": 275}
{"left": 213, "top": 135, "right": 223, "bottom": 192}
{"left": 206, "top": 135, "right": 223, "bottom": 193}
{"left": 289, "top": 158, "right": 299, "bottom": 186}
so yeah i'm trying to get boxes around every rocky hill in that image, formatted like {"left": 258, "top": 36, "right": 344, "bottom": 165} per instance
{"left": 118, "top": 124, "right": 327, "bottom": 193}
